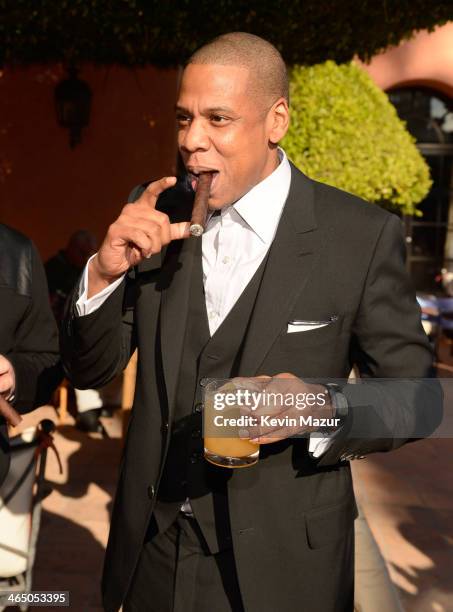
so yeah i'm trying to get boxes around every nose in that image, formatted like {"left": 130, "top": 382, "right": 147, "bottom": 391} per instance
{"left": 179, "top": 118, "right": 210, "bottom": 154}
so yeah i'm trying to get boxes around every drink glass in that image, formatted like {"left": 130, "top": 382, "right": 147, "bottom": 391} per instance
{"left": 203, "top": 379, "right": 259, "bottom": 468}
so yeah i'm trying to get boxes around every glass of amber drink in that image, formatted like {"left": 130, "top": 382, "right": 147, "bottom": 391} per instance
{"left": 203, "top": 380, "right": 260, "bottom": 468}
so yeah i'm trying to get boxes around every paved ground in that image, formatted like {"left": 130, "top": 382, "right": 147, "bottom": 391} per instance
{"left": 10, "top": 407, "right": 120, "bottom": 611}
{"left": 353, "top": 349, "right": 453, "bottom": 612}
{"left": 353, "top": 436, "right": 453, "bottom": 612}
{"left": 4, "top": 362, "right": 453, "bottom": 611}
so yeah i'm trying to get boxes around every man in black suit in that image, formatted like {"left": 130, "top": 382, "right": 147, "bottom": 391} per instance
{"left": 62, "top": 33, "right": 442, "bottom": 612}
{"left": 0, "top": 224, "right": 61, "bottom": 486}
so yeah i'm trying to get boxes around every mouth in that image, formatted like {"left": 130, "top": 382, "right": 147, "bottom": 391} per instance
{"left": 187, "top": 167, "right": 219, "bottom": 193}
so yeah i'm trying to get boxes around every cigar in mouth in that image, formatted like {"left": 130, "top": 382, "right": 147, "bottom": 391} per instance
{"left": 0, "top": 395, "right": 22, "bottom": 428}
{"left": 190, "top": 172, "right": 213, "bottom": 237}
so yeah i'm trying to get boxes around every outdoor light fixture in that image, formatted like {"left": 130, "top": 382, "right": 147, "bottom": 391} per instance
{"left": 54, "top": 66, "right": 92, "bottom": 148}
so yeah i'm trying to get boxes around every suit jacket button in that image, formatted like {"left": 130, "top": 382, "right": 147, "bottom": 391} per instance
{"left": 193, "top": 403, "right": 203, "bottom": 413}
{"left": 161, "top": 421, "right": 169, "bottom": 433}
{"left": 147, "top": 485, "right": 155, "bottom": 499}
{"left": 199, "top": 378, "right": 210, "bottom": 387}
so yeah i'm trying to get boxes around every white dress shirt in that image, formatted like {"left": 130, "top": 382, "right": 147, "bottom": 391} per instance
{"left": 202, "top": 149, "right": 290, "bottom": 335}
{"left": 76, "top": 148, "right": 332, "bottom": 460}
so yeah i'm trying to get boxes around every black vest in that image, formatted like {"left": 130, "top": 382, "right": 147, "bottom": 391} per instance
{"left": 153, "top": 240, "right": 268, "bottom": 553}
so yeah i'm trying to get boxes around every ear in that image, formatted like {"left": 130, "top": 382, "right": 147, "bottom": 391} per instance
{"left": 268, "top": 97, "right": 290, "bottom": 144}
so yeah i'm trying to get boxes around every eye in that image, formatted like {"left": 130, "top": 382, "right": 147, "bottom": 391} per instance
{"left": 210, "top": 114, "right": 229, "bottom": 125}
{"left": 176, "top": 113, "right": 191, "bottom": 125}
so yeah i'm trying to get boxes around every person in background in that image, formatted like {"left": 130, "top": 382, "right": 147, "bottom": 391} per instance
{"left": 45, "top": 230, "right": 107, "bottom": 433}
{"left": 0, "top": 223, "right": 61, "bottom": 486}
{"left": 45, "top": 230, "right": 97, "bottom": 323}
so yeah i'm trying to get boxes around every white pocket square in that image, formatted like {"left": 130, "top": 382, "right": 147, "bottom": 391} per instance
{"left": 287, "top": 316, "right": 338, "bottom": 334}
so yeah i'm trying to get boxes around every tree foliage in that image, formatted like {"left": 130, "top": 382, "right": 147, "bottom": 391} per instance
{"left": 282, "top": 61, "right": 432, "bottom": 215}
{"left": 1, "top": 0, "right": 452, "bottom": 67}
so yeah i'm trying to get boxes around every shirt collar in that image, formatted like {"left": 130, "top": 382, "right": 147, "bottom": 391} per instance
{"left": 231, "top": 147, "right": 291, "bottom": 244}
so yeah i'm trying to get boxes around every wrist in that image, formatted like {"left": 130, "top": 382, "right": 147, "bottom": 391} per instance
{"left": 87, "top": 256, "right": 122, "bottom": 298}
{"left": 324, "top": 383, "right": 349, "bottom": 426}
{"left": 306, "top": 383, "right": 335, "bottom": 419}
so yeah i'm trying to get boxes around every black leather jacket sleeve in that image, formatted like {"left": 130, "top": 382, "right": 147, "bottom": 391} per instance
{"left": 1, "top": 225, "right": 62, "bottom": 412}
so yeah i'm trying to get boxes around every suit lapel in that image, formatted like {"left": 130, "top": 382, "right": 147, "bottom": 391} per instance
{"left": 239, "top": 166, "right": 319, "bottom": 375}
{"left": 159, "top": 235, "right": 199, "bottom": 419}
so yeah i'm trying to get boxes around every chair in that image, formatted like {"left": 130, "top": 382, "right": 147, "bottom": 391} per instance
{"left": 433, "top": 296, "right": 453, "bottom": 356}
{"left": 0, "top": 420, "right": 57, "bottom": 611}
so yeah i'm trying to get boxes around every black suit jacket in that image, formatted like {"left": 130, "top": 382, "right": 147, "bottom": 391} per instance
{"left": 0, "top": 224, "right": 62, "bottom": 485}
{"left": 62, "top": 165, "right": 442, "bottom": 612}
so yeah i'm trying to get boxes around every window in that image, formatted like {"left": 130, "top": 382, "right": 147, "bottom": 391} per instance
{"left": 388, "top": 88, "right": 453, "bottom": 292}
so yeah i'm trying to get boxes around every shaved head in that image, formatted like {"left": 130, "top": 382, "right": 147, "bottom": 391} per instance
{"left": 177, "top": 32, "right": 290, "bottom": 208}
{"left": 187, "top": 32, "right": 289, "bottom": 108}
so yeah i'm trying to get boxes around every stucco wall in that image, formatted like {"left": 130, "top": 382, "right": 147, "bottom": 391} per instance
{"left": 0, "top": 65, "right": 178, "bottom": 260}
{"left": 361, "top": 22, "right": 453, "bottom": 97}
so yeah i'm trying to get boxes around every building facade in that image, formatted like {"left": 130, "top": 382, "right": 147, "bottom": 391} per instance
{"left": 362, "top": 22, "right": 453, "bottom": 292}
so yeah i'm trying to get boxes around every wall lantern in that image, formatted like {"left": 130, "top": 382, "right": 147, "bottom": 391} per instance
{"left": 55, "top": 66, "right": 92, "bottom": 148}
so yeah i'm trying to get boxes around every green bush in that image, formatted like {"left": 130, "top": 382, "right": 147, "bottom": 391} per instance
{"left": 282, "top": 61, "right": 432, "bottom": 215}
{"left": 1, "top": 1, "right": 452, "bottom": 66}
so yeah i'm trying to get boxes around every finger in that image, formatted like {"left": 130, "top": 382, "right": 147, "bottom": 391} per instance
{"left": 129, "top": 218, "right": 189, "bottom": 244}
{"left": 232, "top": 378, "right": 265, "bottom": 413}
{"left": 247, "top": 421, "right": 281, "bottom": 441}
{"left": 138, "top": 176, "right": 177, "bottom": 209}
{"left": 253, "top": 425, "right": 302, "bottom": 443}
{"left": 250, "top": 419, "right": 304, "bottom": 443}
{"left": 252, "top": 435, "right": 287, "bottom": 444}
{"left": 170, "top": 222, "right": 191, "bottom": 240}
{"left": 264, "top": 374, "right": 303, "bottom": 403}
{"left": 273, "top": 372, "right": 297, "bottom": 379}
{"left": 149, "top": 211, "right": 172, "bottom": 244}
{"left": 120, "top": 226, "right": 154, "bottom": 259}
{"left": 123, "top": 208, "right": 171, "bottom": 228}
{"left": 231, "top": 376, "right": 268, "bottom": 390}
{"left": 229, "top": 377, "right": 270, "bottom": 418}
{"left": 122, "top": 214, "right": 172, "bottom": 247}
{"left": 0, "top": 396, "right": 22, "bottom": 427}
{"left": 248, "top": 398, "right": 314, "bottom": 441}
{"left": 137, "top": 220, "right": 163, "bottom": 254}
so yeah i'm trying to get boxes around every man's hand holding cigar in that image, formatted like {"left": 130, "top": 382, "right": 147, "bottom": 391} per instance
{"left": 87, "top": 176, "right": 193, "bottom": 298}
{"left": 0, "top": 354, "right": 15, "bottom": 402}
{"left": 88, "top": 169, "right": 217, "bottom": 298}
{"left": 0, "top": 354, "right": 22, "bottom": 427}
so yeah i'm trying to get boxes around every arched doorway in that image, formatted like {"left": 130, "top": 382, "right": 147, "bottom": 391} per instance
{"left": 388, "top": 87, "right": 453, "bottom": 292}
